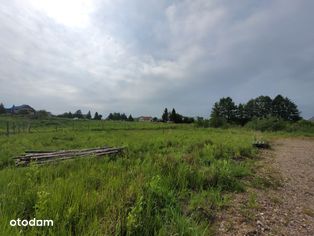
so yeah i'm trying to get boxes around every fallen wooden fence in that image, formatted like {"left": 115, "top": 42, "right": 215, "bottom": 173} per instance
{"left": 14, "top": 146, "right": 124, "bottom": 166}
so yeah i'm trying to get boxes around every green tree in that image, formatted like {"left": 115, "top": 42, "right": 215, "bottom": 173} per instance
{"left": 182, "top": 116, "right": 194, "bottom": 123}
{"left": 93, "top": 112, "right": 102, "bottom": 120}
{"left": 162, "top": 108, "right": 169, "bottom": 122}
{"left": 236, "top": 103, "right": 249, "bottom": 126}
{"left": 174, "top": 114, "right": 183, "bottom": 123}
{"left": 271, "top": 95, "right": 287, "bottom": 119}
{"left": 283, "top": 97, "right": 301, "bottom": 121}
{"left": 107, "top": 113, "right": 113, "bottom": 120}
{"left": 86, "top": 111, "right": 92, "bottom": 119}
{"left": 271, "top": 95, "right": 300, "bottom": 121}
{"left": 169, "top": 108, "right": 176, "bottom": 122}
{"left": 106, "top": 112, "right": 128, "bottom": 121}
{"left": 255, "top": 96, "right": 272, "bottom": 118}
{"left": 74, "top": 110, "right": 83, "bottom": 119}
{"left": 169, "top": 108, "right": 183, "bottom": 123}
{"left": 128, "top": 114, "right": 134, "bottom": 121}
{"left": 210, "top": 97, "right": 237, "bottom": 123}
{"left": 35, "top": 110, "right": 50, "bottom": 119}
{"left": 0, "top": 103, "right": 6, "bottom": 114}
{"left": 245, "top": 96, "right": 272, "bottom": 120}
{"left": 209, "top": 102, "right": 225, "bottom": 127}
{"left": 121, "top": 113, "right": 128, "bottom": 121}
{"left": 58, "top": 112, "right": 73, "bottom": 118}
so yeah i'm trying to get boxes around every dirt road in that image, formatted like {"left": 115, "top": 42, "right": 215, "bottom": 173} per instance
{"left": 270, "top": 138, "right": 314, "bottom": 235}
{"left": 218, "top": 138, "right": 314, "bottom": 235}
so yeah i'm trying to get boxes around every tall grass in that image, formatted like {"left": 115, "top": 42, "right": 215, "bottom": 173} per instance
{"left": 0, "top": 119, "right": 258, "bottom": 235}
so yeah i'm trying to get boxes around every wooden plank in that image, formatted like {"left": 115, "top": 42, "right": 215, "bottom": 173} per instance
{"left": 23, "top": 146, "right": 110, "bottom": 156}
{"left": 14, "top": 146, "right": 124, "bottom": 166}
{"left": 34, "top": 150, "right": 121, "bottom": 164}
{"left": 25, "top": 148, "right": 122, "bottom": 161}
{"left": 16, "top": 147, "right": 115, "bottom": 160}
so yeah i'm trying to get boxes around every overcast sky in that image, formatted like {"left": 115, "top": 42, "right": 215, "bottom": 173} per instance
{"left": 0, "top": 0, "right": 313, "bottom": 118}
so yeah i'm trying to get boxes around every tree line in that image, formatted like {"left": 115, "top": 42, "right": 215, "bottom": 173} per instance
{"left": 58, "top": 110, "right": 136, "bottom": 121}
{"left": 1, "top": 95, "right": 303, "bottom": 127}
{"left": 58, "top": 110, "right": 103, "bottom": 120}
{"left": 161, "top": 108, "right": 194, "bottom": 123}
{"left": 209, "top": 95, "right": 301, "bottom": 127}
{"left": 107, "top": 112, "right": 134, "bottom": 121}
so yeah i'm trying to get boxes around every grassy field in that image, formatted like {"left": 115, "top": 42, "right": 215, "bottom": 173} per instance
{"left": 0, "top": 116, "right": 268, "bottom": 235}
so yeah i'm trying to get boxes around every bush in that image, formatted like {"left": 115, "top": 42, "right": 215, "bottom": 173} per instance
{"left": 245, "top": 117, "right": 287, "bottom": 131}
{"left": 286, "top": 120, "right": 314, "bottom": 133}
{"left": 195, "top": 119, "right": 210, "bottom": 128}
{"left": 209, "top": 116, "right": 228, "bottom": 128}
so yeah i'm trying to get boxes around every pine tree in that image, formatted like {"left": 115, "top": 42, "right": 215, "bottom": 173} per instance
{"left": 121, "top": 113, "right": 128, "bottom": 121}
{"left": 169, "top": 108, "right": 176, "bottom": 122}
{"left": 162, "top": 108, "right": 169, "bottom": 122}
{"left": 210, "top": 97, "right": 237, "bottom": 123}
{"left": 93, "top": 112, "right": 102, "bottom": 120}
{"left": 74, "top": 110, "right": 83, "bottom": 119}
{"left": 107, "top": 113, "right": 113, "bottom": 120}
{"left": 128, "top": 114, "right": 134, "bottom": 121}
{"left": 0, "top": 103, "right": 6, "bottom": 114}
{"left": 86, "top": 111, "right": 92, "bottom": 119}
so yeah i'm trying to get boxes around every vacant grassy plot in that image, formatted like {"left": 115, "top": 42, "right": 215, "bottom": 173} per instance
{"left": 0, "top": 117, "right": 259, "bottom": 235}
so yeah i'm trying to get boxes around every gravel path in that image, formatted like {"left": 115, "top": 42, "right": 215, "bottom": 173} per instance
{"left": 269, "top": 138, "right": 314, "bottom": 235}
{"left": 217, "top": 138, "right": 314, "bottom": 236}
{"left": 274, "top": 139, "right": 314, "bottom": 209}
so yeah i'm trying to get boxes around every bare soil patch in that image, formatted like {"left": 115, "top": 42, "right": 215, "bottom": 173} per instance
{"left": 217, "top": 138, "right": 314, "bottom": 235}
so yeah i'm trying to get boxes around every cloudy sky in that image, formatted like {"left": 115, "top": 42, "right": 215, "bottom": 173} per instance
{"left": 0, "top": 0, "right": 313, "bottom": 118}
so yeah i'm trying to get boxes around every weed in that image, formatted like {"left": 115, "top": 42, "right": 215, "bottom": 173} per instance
{"left": 0, "top": 119, "right": 259, "bottom": 235}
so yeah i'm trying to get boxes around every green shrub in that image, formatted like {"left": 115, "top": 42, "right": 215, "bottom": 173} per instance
{"left": 245, "top": 117, "right": 288, "bottom": 131}
{"left": 195, "top": 119, "right": 210, "bottom": 128}
{"left": 209, "top": 116, "right": 228, "bottom": 128}
{"left": 286, "top": 119, "right": 314, "bottom": 133}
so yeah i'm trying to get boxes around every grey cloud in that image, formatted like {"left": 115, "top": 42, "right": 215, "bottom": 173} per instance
{"left": 0, "top": 0, "right": 313, "bottom": 118}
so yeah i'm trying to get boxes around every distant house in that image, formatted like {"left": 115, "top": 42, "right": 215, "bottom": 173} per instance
{"left": 6, "top": 104, "right": 36, "bottom": 115}
{"left": 138, "top": 116, "right": 153, "bottom": 122}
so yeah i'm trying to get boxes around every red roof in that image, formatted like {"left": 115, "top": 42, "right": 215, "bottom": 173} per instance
{"left": 139, "top": 116, "right": 152, "bottom": 120}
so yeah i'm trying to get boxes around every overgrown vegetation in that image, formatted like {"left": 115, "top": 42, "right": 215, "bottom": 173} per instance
{"left": 0, "top": 117, "right": 257, "bottom": 235}
{"left": 245, "top": 118, "right": 314, "bottom": 133}
{"left": 0, "top": 94, "right": 312, "bottom": 235}
{"left": 209, "top": 95, "right": 301, "bottom": 127}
